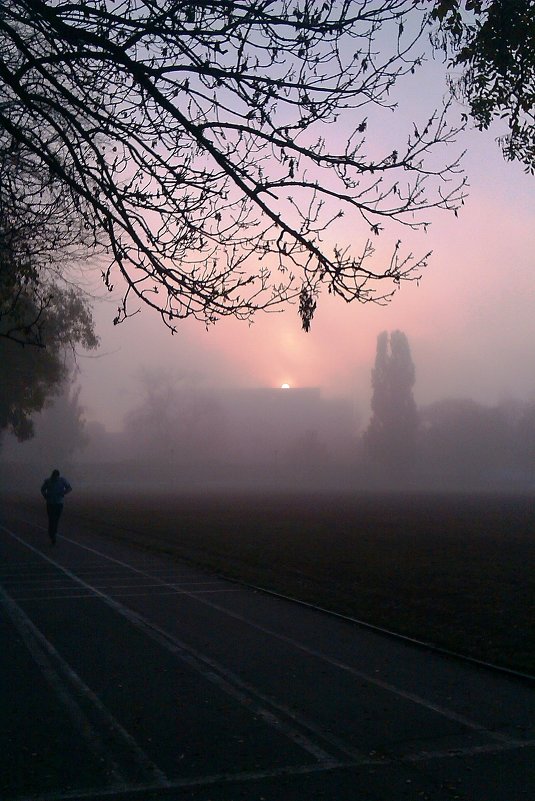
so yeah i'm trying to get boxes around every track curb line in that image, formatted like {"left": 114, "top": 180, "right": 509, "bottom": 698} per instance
{"left": 8, "top": 510, "right": 535, "bottom": 685}
{"left": 226, "top": 577, "right": 535, "bottom": 685}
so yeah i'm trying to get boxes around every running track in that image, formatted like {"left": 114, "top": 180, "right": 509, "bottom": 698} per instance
{"left": 1, "top": 505, "right": 534, "bottom": 800}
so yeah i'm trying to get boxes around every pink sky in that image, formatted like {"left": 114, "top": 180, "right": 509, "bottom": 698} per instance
{"left": 79, "top": 76, "right": 535, "bottom": 432}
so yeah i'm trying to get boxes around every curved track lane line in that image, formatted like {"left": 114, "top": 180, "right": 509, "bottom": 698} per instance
{"left": 45, "top": 527, "right": 531, "bottom": 747}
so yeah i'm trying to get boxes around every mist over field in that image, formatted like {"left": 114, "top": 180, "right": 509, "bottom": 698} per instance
{"left": 2, "top": 355, "right": 535, "bottom": 496}
{"left": 2, "top": 7, "right": 534, "bottom": 500}
{"left": 4, "top": 133, "right": 532, "bottom": 497}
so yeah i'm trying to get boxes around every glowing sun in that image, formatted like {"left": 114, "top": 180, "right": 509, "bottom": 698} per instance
{"left": 281, "top": 383, "right": 291, "bottom": 389}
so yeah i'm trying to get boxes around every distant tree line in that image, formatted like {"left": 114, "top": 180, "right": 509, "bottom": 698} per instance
{"left": 3, "top": 326, "right": 534, "bottom": 492}
{"left": 360, "top": 330, "right": 535, "bottom": 489}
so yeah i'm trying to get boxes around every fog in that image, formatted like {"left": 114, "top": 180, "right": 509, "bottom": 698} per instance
{"left": 3, "top": 46, "right": 535, "bottom": 497}
{"left": 73, "top": 122, "right": 534, "bottom": 443}
{"left": 3, "top": 122, "right": 535, "bottom": 496}
{"left": 3, "top": 346, "right": 535, "bottom": 496}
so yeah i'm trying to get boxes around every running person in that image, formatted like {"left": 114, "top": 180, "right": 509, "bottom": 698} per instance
{"left": 41, "top": 469, "right": 72, "bottom": 544}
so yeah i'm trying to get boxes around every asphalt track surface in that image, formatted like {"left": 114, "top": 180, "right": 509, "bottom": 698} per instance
{"left": 1, "top": 506, "right": 534, "bottom": 801}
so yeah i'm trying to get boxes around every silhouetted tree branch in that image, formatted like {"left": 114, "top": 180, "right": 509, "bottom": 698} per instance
{"left": 1, "top": 1, "right": 467, "bottom": 330}
{"left": 0, "top": 135, "right": 99, "bottom": 345}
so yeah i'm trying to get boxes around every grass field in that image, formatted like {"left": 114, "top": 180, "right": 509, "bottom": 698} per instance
{"left": 15, "top": 491, "right": 535, "bottom": 675}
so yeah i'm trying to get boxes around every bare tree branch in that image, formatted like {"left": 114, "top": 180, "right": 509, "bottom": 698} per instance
{"left": 0, "top": 0, "right": 467, "bottom": 330}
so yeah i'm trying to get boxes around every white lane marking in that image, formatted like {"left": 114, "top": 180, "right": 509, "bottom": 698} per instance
{"left": 3, "top": 581, "right": 239, "bottom": 591}
{"left": 3, "top": 527, "right": 535, "bottom": 793}
{"left": 1, "top": 526, "right": 340, "bottom": 765}
{"left": 3, "top": 535, "right": 473, "bottom": 770}
{"left": 8, "top": 737, "right": 535, "bottom": 801}
{"left": 4, "top": 528, "right": 373, "bottom": 764}
{"left": 45, "top": 528, "right": 530, "bottom": 749}
{"left": 1, "top": 576, "right": 228, "bottom": 586}
{"left": 404, "top": 738, "right": 535, "bottom": 763}
{"left": 12, "top": 588, "right": 243, "bottom": 601}
{"left": 0, "top": 585, "right": 170, "bottom": 788}
{"left": 0, "top": 562, "right": 203, "bottom": 577}
{"left": 6, "top": 522, "right": 532, "bottom": 751}
{"left": 0, "top": 761, "right": 354, "bottom": 801}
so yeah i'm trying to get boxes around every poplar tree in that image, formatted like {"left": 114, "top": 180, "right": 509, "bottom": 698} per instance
{"left": 364, "top": 330, "right": 419, "bottom": 471}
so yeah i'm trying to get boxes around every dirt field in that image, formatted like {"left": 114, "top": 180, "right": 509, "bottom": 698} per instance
{"left": 12, "top": 491, "right": 535, "bottom": 675}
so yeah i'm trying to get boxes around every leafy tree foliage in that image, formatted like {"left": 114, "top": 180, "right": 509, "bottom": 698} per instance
{"left": 1, "top": 379, "right": 89, "bottom": 464}
{"left": 0, "top": 1, "right": 467, "bottom": 331}
{"left": 432, "top": 0, "right": 535, "bottom": 172}
{"left": 363, "top": 329, "right": 419, "bottom": 470}
{"left": 0, "top": 282, "right": 98, "bottom": 442}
